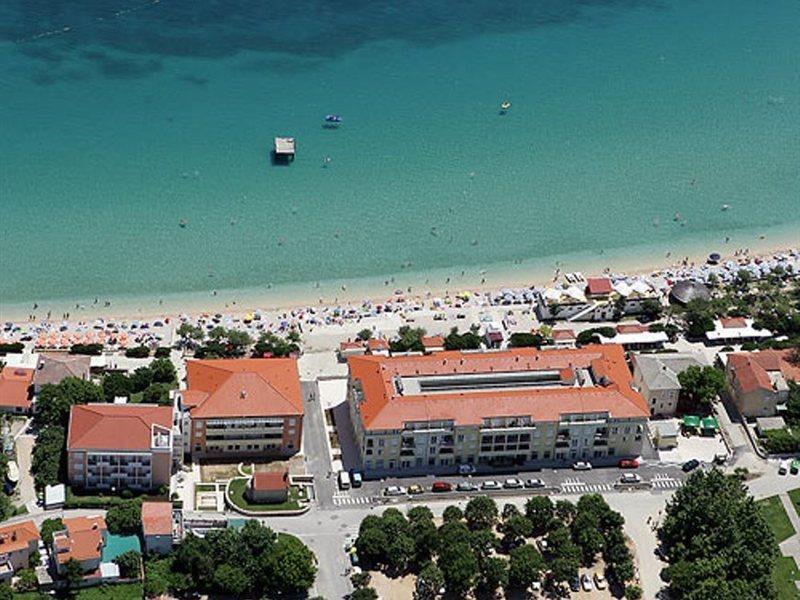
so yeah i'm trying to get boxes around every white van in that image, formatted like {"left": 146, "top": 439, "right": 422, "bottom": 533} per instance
{"left": 338, "top": 470, "right": 351, "bottom": 490}
{"left": 779, "top": 460, "right": 790, "bottom": 476}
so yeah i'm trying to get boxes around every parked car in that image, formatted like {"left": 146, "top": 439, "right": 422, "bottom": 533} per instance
{"left": 337, "top": 470, "right": 351, "bottom": 490}
{"left": 456, "top": 481, "right": 479, "bottom": 492}
{"left": 572, "top": 461, "right": 592, "bottom": 471}
{"left": 432, "top": 481, "right": 453, "bottom": 493}
{"left": 350, "top": 470, "right": 363, "bottom": 488}
{"left": 408, "top": 484, "right": 424, "bottom": 495}
{"left": 458, "top": 464, "right": 476, "bottom": 475}
{"left": 503, "top": 478, "right": 524, "bottom": 489}
{"left": 581, "top": 572, "right": 594, "bottom": 591}
{"left": 682, "top": 459, "right": 700, "bottom": 473}
{"left": 792, "top": 459, "right": 800, "bottom": 475}
{"left": 570, "top": 576, "right": 581, "bottom": 592}
{"left": 779, "top": 460, "right": 790, "bottom": 476}
{"left": 618, "top": 458, "right": 639, "bottom": 469}
{"left": 594, "top": 572, "right": 607, "bottom": 590}
{"left": 383, "top": 486, "right": 406, "bottom": 496}
{"left": 620, "top": 473, "right": 642, "bottom": 484}
{"left": 481, "top": 480, "right": 502, "bottom": 490}
{"left": 536, "top": 539, "right": 549, "bottom": 553}
{"left": 525, "top": 478, "right": 546, "bottom": 489}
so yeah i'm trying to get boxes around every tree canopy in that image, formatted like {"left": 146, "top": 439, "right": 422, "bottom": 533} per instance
{"left": 390, "top": 326, "right": 426, "bottom": 353}
{"left": 678, "top": 366, "right": 726, "bottom": 415}
{"left": 658, "top": 469, "right": 777, "bottom": 599}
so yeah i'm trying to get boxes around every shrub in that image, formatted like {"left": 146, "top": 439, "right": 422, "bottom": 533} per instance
{"left": 69, "top": 343, "right": 103, "bottom": 356}
{"left": 154, "top": 347, "right": 171, "bottom": 358}
{"left": 125, "top": 345, "right": 151, "bottom": 358}
{"left": 0, "top": 343, "right": 24, "bottom": 355}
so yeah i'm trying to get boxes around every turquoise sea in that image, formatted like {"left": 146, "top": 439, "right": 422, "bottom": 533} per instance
{"left": 1, "top": 0, "right": 799, "bottom": 315}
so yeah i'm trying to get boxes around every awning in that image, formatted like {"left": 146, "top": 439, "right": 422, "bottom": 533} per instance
{"left": 682, "top": 415, "right": 701, "bottom": 428}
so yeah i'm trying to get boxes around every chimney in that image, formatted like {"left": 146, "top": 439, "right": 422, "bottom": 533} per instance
{"left": 240, "top": 390, "right": 247, "bottom": 400}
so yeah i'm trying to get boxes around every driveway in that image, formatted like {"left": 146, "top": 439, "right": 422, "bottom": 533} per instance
{"left": 301, "top": 380, "right": 337, "bottom": 508}
{"left": 14, "top": 434, "right": 37, "bottom": 513}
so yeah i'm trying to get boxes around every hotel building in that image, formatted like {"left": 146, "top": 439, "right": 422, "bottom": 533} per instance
{"left": 348, "top": 345, "right": 648, "bottom": 475}
{"left": 67, "top": 404, "right": 176, "bottom": 492}
{"left": 177, "top": 359, "right": 303, "bottom": 460}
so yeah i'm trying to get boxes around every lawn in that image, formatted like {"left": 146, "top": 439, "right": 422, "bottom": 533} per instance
{"left": 228, "top": 477, "right": 305, "bottom": 512}
{"left": 773, "top": 556, "right": 800, "bottom": 600}
{"left": 73, "top": 583, "right": 144, "bottom": 600}
{"left": 788, "top": 488, "right": 800, "bottom": 521}
{"left": 758, "top": 495, "right": 796, "bottom": 544}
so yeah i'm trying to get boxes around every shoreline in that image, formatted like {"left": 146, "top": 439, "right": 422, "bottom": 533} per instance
{"left": 2, "top": 224, "right": 798, "bottom": 323}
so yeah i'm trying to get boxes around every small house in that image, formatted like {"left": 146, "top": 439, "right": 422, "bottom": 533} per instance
{"left": 246, "top": 471, "right": 289, "bottom": 504}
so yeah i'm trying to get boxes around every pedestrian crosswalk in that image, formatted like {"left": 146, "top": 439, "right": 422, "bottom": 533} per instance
{"left": 651, "top": 475, "right": 683, "bottom": 490}
{"left": 332, "top": 494, "right": 375, "bottom": 506}
{"left": 560, "top": 478, "right": 613, "bottom": 494}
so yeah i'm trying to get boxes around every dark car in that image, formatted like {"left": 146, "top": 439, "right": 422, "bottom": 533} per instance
{"left": 682, "top": 459, "right": 700, "bottom": 472}
{"left": 570, "top": 576, "right": 581, "bottom": 592}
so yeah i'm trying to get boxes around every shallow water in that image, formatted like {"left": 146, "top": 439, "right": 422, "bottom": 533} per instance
{"left": 1, "top": 0, "right": 798, "bottom": 307}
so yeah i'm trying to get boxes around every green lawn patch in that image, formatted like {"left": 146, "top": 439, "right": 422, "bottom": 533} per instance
{"left": 773, "top": 555, "right": 800, "bottom": 600}
{"left": 65, "top": 486, "right": 167, "bottom": 509}
{"left": 72, "top": 583, "right": 144, "bottom": 600}
{"left": 788, "top": 488, "right": 800, "bottom": 521}
{"left": 227, "top": 477, "right": 305, "bottom": 512}
{"left": 757, "top": 495, "right": 796, "bottom": 544}
{"left": 195, "top": 483, "right": 217, "bottom": 492}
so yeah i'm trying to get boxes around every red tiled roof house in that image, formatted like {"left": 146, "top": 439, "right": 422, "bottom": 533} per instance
{"left": 0, "top": 520, "right": 40, "bottom": 581}
{"left": 348, "top": 345, "right": 648, "bottom": 475}
{"left": 0, "top": 367, "right": 34, "bottom": 414}
{"left": 178, "top": 359, "right": 303, "bottom": 460}
{"left": 52, "top": 515, "right": 107, "bottom": 577}
{"left": 246, "top": 470, "right": 289, "bottom": 504}
{"left": 67, "top": 404, "right": 175, "bottom": 492}
{"left": 141, "top": 501, "right": 173, "bottom": 556}
{"left": 726, "top": 350, "right": 800, "bottom": 417}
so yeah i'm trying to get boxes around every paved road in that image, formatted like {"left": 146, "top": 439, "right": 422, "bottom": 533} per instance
{"left": 300, "top": 380, "right": 337, "bottom": 509}
{"left": 14, "top": 433, "right": 37, "bottom": 513}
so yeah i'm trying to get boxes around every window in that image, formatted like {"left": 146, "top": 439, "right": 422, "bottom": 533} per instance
{"left": 378, "top": 439, "right": 385, "bottom": 447}
{"left": 288, "top": 418, "right": 296, "bottom": 426}
{"left": 457, "top": 434, "right": 464, "bottom": 443}
{"left": 430, "top": 436, "right": 437, "bottom": 444}
{"left": 530, "top": 451, "right": 538, "bottom": 460}
{"left": 519, "top": 434, "right": 530, "bottom": 442}
{"left": 544, "top": 451, "right": 551, "bottom": 459}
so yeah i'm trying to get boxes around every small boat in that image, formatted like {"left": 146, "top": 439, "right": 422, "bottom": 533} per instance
{"left": 324, "top": 114, "right": 342, "bottom": 124}
{"left": 721, "top": 204, "right": 730, "bottom": 211}
{"left": 500, "top": 101, "right": 511, "bottom": 111}
{"left": 179, "top": 219, "right": 187, "bottom": 228}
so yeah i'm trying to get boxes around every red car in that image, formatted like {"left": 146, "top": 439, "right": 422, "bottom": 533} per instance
{"left": 618, "top": 458, "right": 639, "bottom": 469}
{"left": 431, "top": 481, "right": 453, "bottom": 493}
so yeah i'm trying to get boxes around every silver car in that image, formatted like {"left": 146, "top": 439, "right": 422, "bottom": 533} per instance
{"left": 503, "top": 478, "right": 524, "bottom": 489}
{"left": 383, "top": 485, "right": 407, "bottom": 496}
{"left": 481, "top": 480, "right": 503, "bottom": 490}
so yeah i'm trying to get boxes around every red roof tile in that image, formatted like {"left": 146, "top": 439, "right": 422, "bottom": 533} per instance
{"left": 551, "top": 329, "right": 576, "bottom": 341}
{"left": 185, "top": 359, "right": 302, "bottom": 419}
{"left": 349, "top": 345, "right": 647, "bottom": 430}
{"left": 141, "top": 502, "right": 172, "bottom": 536}
{"left": 56, "top": 516, "right": 106, "bottom": 564}
{"left": 67, "top": 404, "right": 172, "bottom": 452}
{"left": 422, "top": 336, "right": 445, "bottom": 348}
{"left": 586, "top": 278, "right": 613, "bottom": 295}
{"left": 367, "top": 338, "right": 389, "bottom": 350}
{"left": 0, "top": 520, "right": 39, "bottom": 554}
{"left": 252, "top": 470, "right": 289, "bottom": 491}
{"left": 720, "top": 317, "right": 747, "bottom": 329}
{"left": 0, "top": 367, "right": 33, "bottom": 410}
{"left": 728, "top": 350, "right": 800, "bottom": 393}
{"left": 616, "top": 324, "right": 648, "bottom": 334}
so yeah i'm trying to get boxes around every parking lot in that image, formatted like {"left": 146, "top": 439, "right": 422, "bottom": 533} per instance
{"left": 331, "top": 461, "right": 687, "bottom": 506}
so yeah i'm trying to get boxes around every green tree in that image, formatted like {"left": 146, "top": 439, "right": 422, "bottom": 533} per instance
{"left": 658, "top": 469, "right": 777, "bottom": 599}
{"left": 507, "top": 544, "right": 544, "bottom": 590}
{"left": 356, "top": 518, "right": 388, "bottom": 567}
{"left": 625, "top": 584, "right": 643, "bottom": 600}
{"left": 253, "top": 331, "right": 299, "bottom": 358}
{"left": 438, "top": 541, "right": 478, "bottom": 596}
{"left": 129, "top": 365, "right": 154, "bottom": 393}
{"left": 501, "top": 514, "right": 533, "bottom": 550}
{"left": 414, "top": 561, "right": 444, "bottom": 600}
{"left": 172, "top": 534, "right": 214, "bottom": 590}
{"left": 390, "top": 326, "right": 427, "bottom": 353}
{"left": 465, "top": 496, "right": 498, "bottom": 531}
{"left": 263, "top": 534, "right": 317, "bottom": 596}
{"left": 356, "top": 329, "right": 374, "bottom": 341}
{"left": 40, "top": 518, "right": 64, "bottom": 546}
{"left": 684, "top": 299, "right": 716, "bottom": 338}
{"left": 641, "top": 298, "right": 663, "bottom": 321}
{"left": 386, "top": 533, "right": 416, "bottom": 574}
{"left": 0, "top": 583, "right": 12, "bottom": 600}
{"left": 442, "top": 505, "right": 463, "bottom": 523}
{"left": 64, "top": 558, "right": 84, "bottom": 587}
{"left": 13, "top": 568, "right": 38, "bottom": 592}
{"left": 142, "top": 382, "right": 172, "bottom": 405}
{"left": 508, "top": 332, "right": 544, "bottom": 348}
{"left": 150, "top": 357, "right": 177, "bottom": 384}
{"left": 444, "top": 327, "right": 482, "bottom": 351}
{"left": 479, "top": 556, "right": 508, "bottom": 594}
{"left": 176, "top": 323, "right": 204, "bottom": 348}
{"left": 525, "top": 496, "right": 555, "bottom": 535}
{"left": 125, "top": 345, "right": 151, "bottom": 358}
{"left": 212, "top": 563, "right": 250, "bottom": 596}
{"left": 106, "top": 499, "right": 142, "bottom": 535}
{"left": 409, "top": 511, "right": 439, "bottom": 563}
{"left": 351, "top": 571, "right": 371, "bottom": 589}
{"left": 102, "top": 372, "right": 132, "bottom": 401}
{"left": 351, "top": 588, "right": 379, "bottom": 600}
{"left": 114, "top": 550, "right": 141, "bottom": 579}
{"left": 31, "top": 425, "right": 65, "bottom": 489}
{"left": 678, "top": 365, "right": 726, "bottom": 415}
{"left": 546, "top": 525, "right": 581, "bottom": 584}
{"left": 144, "top": 558, "right": 172, "bottom": 597}
{"left": 555, "top": 499, "right": 577, "bottom": 523}
{"left": 468, "top": 528, "right": 497, "bottom": 561}
{"left": 35, "top": 377, "right": 103, "bottom": 428}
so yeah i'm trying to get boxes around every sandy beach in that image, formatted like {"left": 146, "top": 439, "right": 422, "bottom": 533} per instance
{"left": 2, "top": 224, "right": 797, "bottom": 325}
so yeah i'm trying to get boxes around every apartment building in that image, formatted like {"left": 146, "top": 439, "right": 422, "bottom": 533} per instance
{"left": 67, "top": 404, "right": 175, "bottom": 492}
{"left": 631, "top": 351, "right": 710, "bottom": 416}
{"left": 177, "top": 359, "right": 303, "bottom": 460}
{"left": 348, "top": 345, "right": 649, "bottom": 476}
{"left": 0, "top": 520, "right": 39, "bottom": 582}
